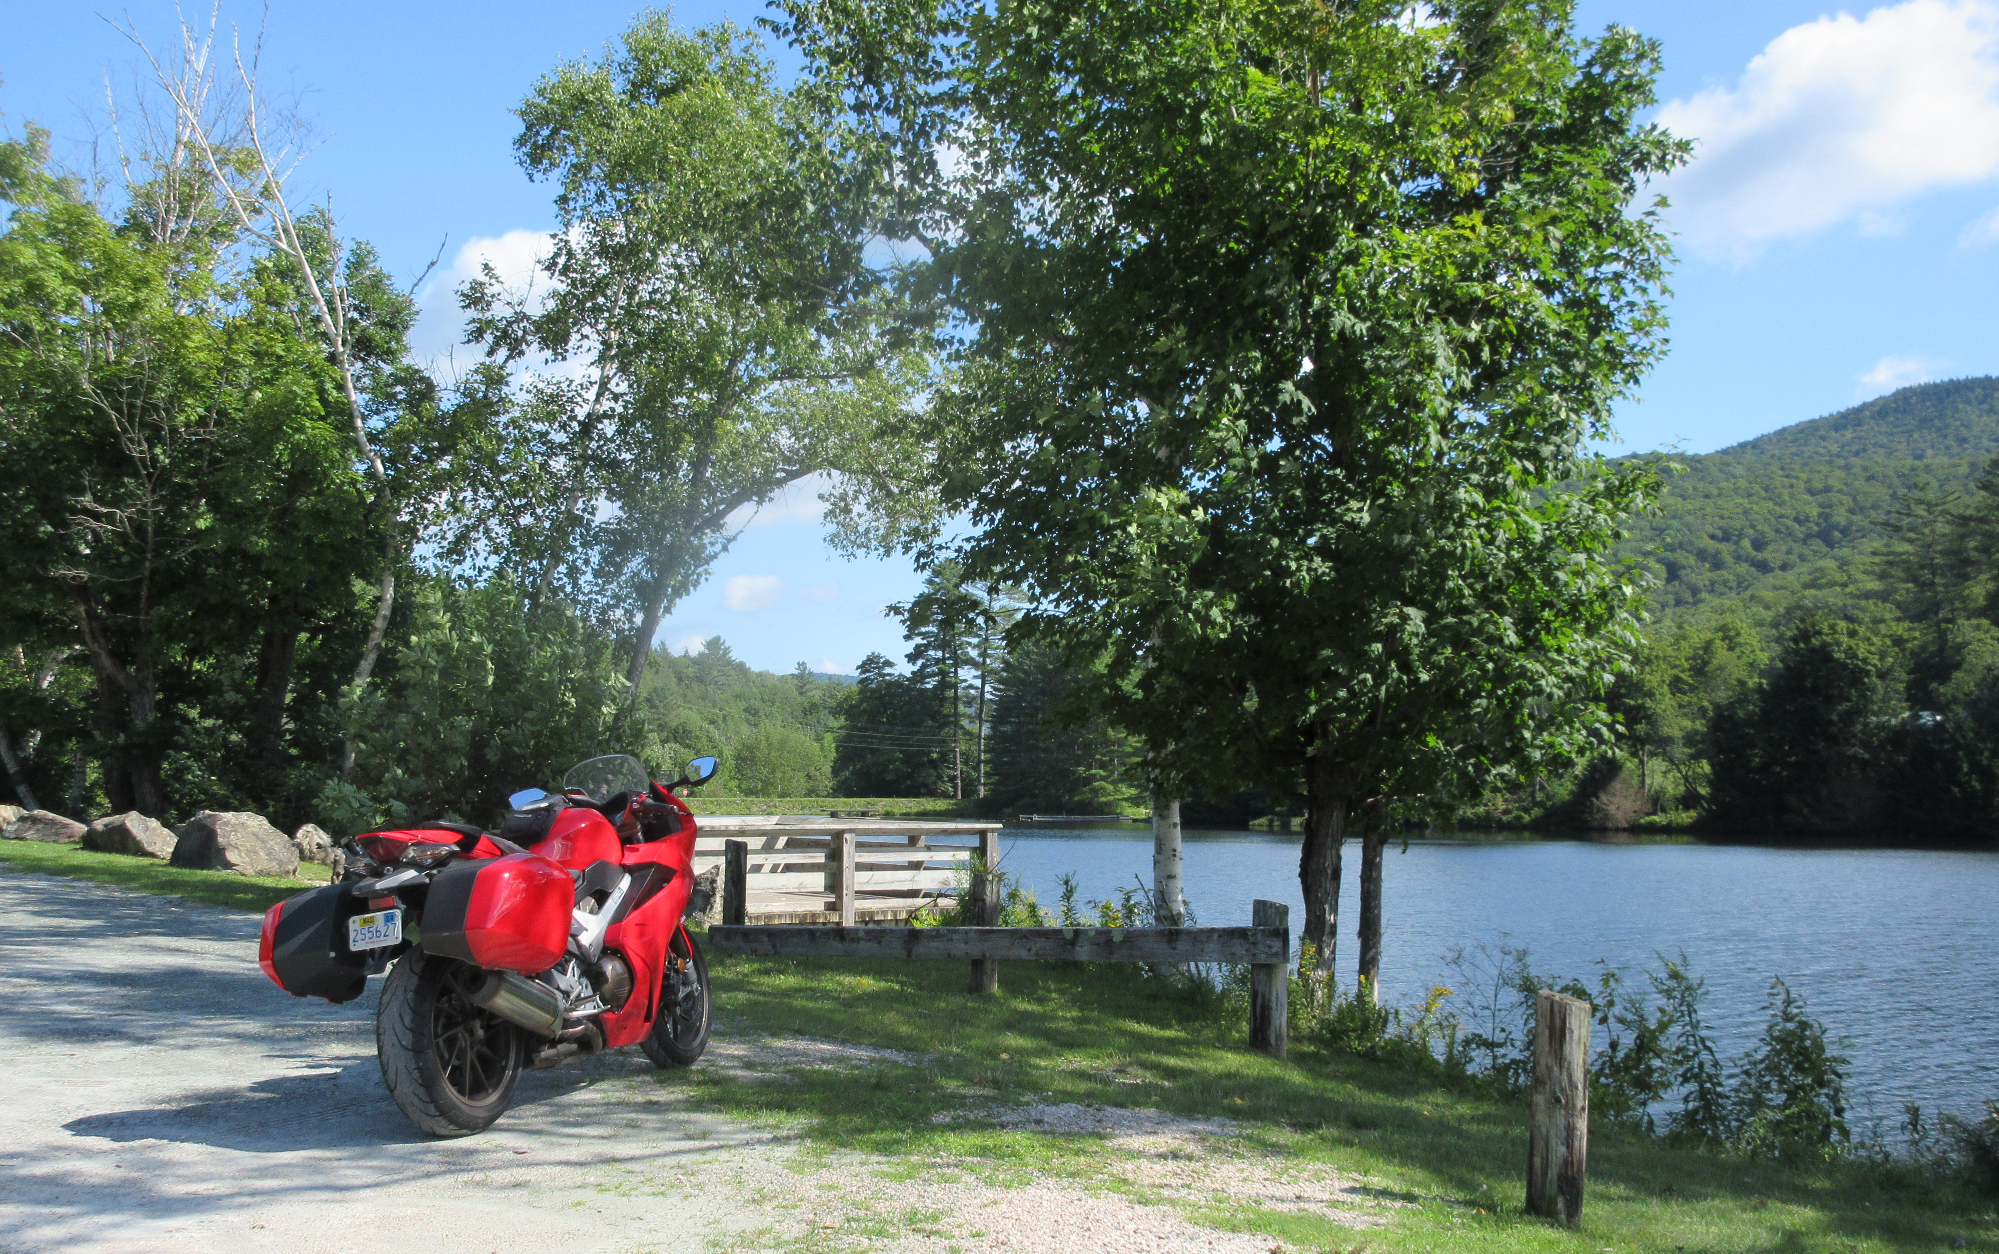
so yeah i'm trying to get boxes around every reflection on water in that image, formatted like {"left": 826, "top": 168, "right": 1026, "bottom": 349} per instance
{"left": 993, "top": 822, "right": 1999, "bottom": 1124}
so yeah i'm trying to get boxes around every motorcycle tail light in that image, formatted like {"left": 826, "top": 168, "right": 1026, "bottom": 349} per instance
{"left": 356, "top": 833, "right": 414, "bottom": 864}
{"left": 401, "top": 841, "right": 459, "bottom": 867}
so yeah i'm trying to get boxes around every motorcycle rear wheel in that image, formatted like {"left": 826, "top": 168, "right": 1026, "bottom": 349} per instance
{"left": 378, "top": 952, "right": 526, "bottom": 1136}
{"left": 640, "top": 928, "right": 711, "bottom": 1068}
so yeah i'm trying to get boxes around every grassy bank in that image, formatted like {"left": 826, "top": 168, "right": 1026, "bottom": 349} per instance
{"left": 685, "top": 949, "right": 1997, "bottom": 1254}
{"left": 0, "top": 838, "right": 331, "bottom": 911}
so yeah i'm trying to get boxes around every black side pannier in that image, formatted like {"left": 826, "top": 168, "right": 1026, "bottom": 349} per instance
{"left": 266, "top": 884, "right": 368, "bottom": 1003}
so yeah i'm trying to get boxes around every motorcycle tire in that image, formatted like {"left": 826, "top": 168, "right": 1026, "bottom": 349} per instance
{"left": 640, "top": 928, "right": 711, "bottom": 1068}
{"left": 377, "top": 951, "right": 526, "bottom": 1137}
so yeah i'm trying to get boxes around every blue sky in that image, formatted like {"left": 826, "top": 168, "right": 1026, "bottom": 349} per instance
{"left": 9, "top": 0, "right": 1998, "bottom": 673}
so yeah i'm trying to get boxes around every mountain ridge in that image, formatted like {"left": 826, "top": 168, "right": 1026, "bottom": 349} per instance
{"left": 1625, "top": 376, "right": 1999, "bottom": 624}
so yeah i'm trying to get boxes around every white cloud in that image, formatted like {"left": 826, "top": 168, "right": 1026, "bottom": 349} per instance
{"left": 1860, "top": 354, "right": 1936, "bottom": 391}
{"left": 1655, "top": 0, "right": 1999, "bottom": 259}
{"left": 674, "top": 635, "right": 709, "bottom": 655}
{"left": 409, "top": 229, "right": 553, "bottom": 367}
{"left": 1855, "top": 210, "right": 1909, "bottom": 236}
{"left": 817, "top": 659, "right": 849, "bottom": 675}
{"left": 723, "top": 575, "right": 785, "bottom": 613}
{"left": 1962, "top": 203, "right": 1999, "bottom": 244}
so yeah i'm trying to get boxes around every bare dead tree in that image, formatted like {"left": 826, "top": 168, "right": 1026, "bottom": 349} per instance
{"left": 115, "top": 5, "right": 401, "bottom": 776}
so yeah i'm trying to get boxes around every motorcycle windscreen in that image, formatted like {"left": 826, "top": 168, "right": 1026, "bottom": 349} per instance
{"left": 423, "top": 852, "right": 572, "bottom": 974}
{"left": 259, "top": 884, "right": 368, "bottom": 1003}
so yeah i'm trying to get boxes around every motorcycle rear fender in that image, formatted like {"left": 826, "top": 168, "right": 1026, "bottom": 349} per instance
{"left": 258, "top": 884, "right": 368, "bottom": 1003}
{"left": 422, "top": 851, "right": 573, "bottom": 974}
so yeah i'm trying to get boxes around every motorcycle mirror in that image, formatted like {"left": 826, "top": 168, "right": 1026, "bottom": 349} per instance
{"left": 508, "top": 787, "right": 550, "bottom": 809}
{"left": 679, "top": 756, "right": 719, "bottom": 788}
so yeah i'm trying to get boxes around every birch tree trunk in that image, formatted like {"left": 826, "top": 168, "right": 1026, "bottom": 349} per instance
{"left": 1150, "top": 788, "right": 1185, "bottom": 926}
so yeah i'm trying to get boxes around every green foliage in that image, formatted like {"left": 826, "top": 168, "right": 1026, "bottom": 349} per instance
{"left": 1729, "top": 977, "right": 1852, "bottom": 1161}
{"left": 315, "top": 579, "right": 631, "bottom": 833}
{"left": 461, "top": 15, "right": 935, "bottom": 683}
{"left": 1706, "top": 617, "right": 1901, "bottom": 832}
{"left": 728, "top": 725, "right": 833, "bottom": 798}
{"left": 1629, "top": 378, "right": 1999, "bottom": 624}
{"left": 632, "top": 638, "right": 847, "bottom": 798}
{"left": 1307, "top": 941, "right": 1857, "bottom": 1162}
{"left": 779, "top": 0, "right": 1686, "bottom": 975}
{"left": 985, "top": 639, "right": 1138, "bottom": 816}
{"left": 833, "top": 653, "right": 951, "bottom": 798}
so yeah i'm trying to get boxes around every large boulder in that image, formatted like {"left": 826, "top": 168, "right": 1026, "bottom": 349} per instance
{"left": 291, "top": 823, "right": 336, "bottom": 865}
{"left": 171, "top": 811, "right": 299, "bottom": 878}
{"left": 83, "top": 812, "right": 178, "bottom": 859}
{"left": 9, "top": 810, "right": 86, "bottom": 843}
{"left": 0, "top": 804, "right": 23, "bottom": 834}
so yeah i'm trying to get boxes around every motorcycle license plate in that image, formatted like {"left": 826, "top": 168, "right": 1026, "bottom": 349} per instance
{"left": 347, "top": 909, "right": 403, "bottom": 951}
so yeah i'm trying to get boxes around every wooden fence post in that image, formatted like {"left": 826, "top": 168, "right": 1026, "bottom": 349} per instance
{"left": 1250, "top": 899, "right": 1288, "bottom": 1058}
{"left": 1527, "top": 990, "right": 1591, "bottom": 1227}
{"left": 826, "top": 831, "right": 856, "bottom": 926}
{"left": 969, "top": 828, "right": 1001, "bottom": 994}
{"left": 723, "top": 840, "right": 748, "bottom": 927}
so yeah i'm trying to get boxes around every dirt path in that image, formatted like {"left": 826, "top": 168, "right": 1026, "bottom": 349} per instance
{"left": 0, "top": 871, "right": 1342, "bottom": 1254}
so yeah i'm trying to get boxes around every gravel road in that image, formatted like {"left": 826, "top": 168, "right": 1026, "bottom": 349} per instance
{"left": 0, "top": 871, "right": 1332, "bottom": 1254}
{"left": 0, "top": 871, "right": 785, "bottom": 1254}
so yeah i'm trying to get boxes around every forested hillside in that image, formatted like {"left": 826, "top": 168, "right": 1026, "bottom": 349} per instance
{"left": 1510, "top": 376, "right": 1999, "bottom": 839}
{"left": 1631, "top": 377, "right": 1999, "bottom": 623}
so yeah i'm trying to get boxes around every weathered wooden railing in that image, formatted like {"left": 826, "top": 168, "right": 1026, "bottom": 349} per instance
{"left": 695, "top": 817, "right": 1000, "bottom": 924}
{"left": 706, "top": 893, "right": 1293, "bottom": 1058}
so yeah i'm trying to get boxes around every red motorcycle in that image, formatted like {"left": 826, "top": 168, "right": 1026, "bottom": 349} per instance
{"left": 258, "top": 753, "right": 719, "bottom": 1136}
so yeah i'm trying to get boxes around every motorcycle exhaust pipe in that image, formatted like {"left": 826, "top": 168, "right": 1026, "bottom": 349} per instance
{"left": 465, "top": 969, "right": 564, "bottom": 1038}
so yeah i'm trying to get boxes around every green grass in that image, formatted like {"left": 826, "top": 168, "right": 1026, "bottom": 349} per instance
{"left": 0, "top": 838, "right": 331, "bottom": 911}
{"left": 675, "top": 949, "right": 1999, "bottom": 1254}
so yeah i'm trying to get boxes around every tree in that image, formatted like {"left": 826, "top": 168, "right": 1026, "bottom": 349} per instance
{"left": 1876, "top": 482, "right": 1974, "bottom": 708}
{"left": 123, "top": 11, "right": 441, "bottom": 777}
{"left": 0, "top": 130, "right": 382, "bottom": 818}
{"left": 776, "top": 0, "right": 1683, "bottom": 977}
{"left": 831, "top": 654, "right": 951, "bottom": 797}
{"left": 1706, "top": 617, "right": 1898, "bottom": 833}
{"left": 894, "top": 563, "right": 985, "bottom": 799}
{"left": 1613, "top": 618, "right": 1767, "bottom": 809}
{"left": 462, "top": 17, "right": 939, "bottom": 686}
{"left": 985, "top": 640, "right": 1137, "bottom": 815}
{"left": 731, "top": 725, "right": 833, "bottom": 797}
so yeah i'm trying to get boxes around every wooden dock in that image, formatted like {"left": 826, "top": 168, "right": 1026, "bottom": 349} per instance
{"left": 693, "top": 815, "right": 1000, "bottom": 924}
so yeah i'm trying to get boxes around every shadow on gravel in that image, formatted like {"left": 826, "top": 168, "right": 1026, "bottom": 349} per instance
{"left": 63, "top": 1066, "right": 429, "bottom": 1151}
{"left": 62, "top": 1057, "right": 626, "bottom": 1152}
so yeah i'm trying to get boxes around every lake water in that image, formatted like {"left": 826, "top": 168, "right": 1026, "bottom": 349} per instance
{"left": 992, "top": 822, "right": 1999, "bottom": 1128}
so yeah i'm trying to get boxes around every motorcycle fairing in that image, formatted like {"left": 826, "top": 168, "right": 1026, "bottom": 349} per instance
{"left": 530, "top": 805, "right": 624, "bottom": 869}
{"left": 422, "top": 852, "right": 574, "bottom": 974}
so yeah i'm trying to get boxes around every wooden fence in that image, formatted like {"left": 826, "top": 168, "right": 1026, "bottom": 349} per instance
{"left": 706, "top": 889, "right": 1294, "bottom": 1058}
{"left": 695, "top": 816, "right": 1000, "bottom": 924}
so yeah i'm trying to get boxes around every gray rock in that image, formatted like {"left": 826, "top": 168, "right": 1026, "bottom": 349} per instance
{"left": 291, "top": 823, "right": 336, "bottom": 865}
{"left": 83, "top": 812, "right": 178, "bottom": 859}
{"left": 0, "top": 804, "right": 23, "bottom": 834}
{"left": 685, "top": 863, "right": 722, "bottom": 925}
{"left": 9, "top": 810, "right": 86, "bottom": 843}
{"left": 170, "top": 811, "right": 299, "bottom": 878}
